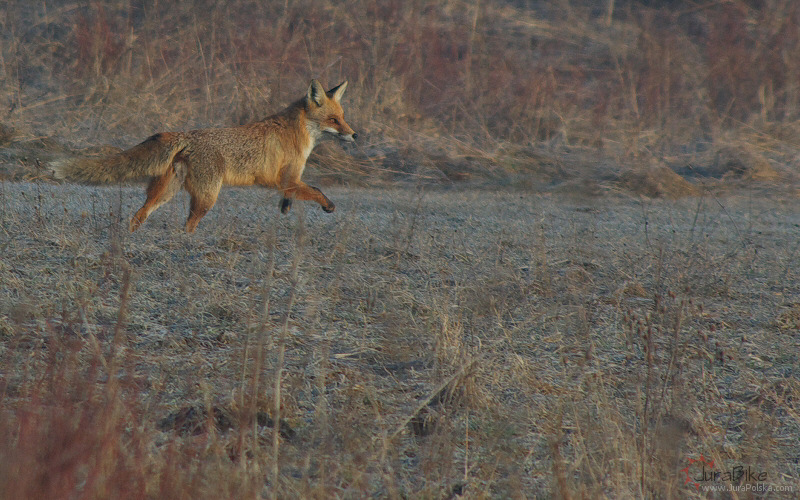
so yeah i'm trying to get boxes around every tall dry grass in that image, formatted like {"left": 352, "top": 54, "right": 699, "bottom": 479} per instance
{"left": 2, "top": 0, "right": 800, "bottom": 180}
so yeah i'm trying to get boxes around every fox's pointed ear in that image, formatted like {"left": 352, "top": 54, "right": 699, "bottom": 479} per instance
{"left": 328, "top": 81, "right": 348, "bottom": 103}
{"left": 307, "top": 79, "right": 325, "bottom": 107}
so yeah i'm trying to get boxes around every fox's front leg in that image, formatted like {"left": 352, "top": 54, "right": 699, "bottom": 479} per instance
{"left": 281, "top": 182, "right": 335, "bottom": 214}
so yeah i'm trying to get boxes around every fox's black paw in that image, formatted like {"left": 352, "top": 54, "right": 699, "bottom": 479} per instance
{"left": 280, "top": 197, "right": 292, "bottom": 214}
{"left": 322, "top": 203, "right": 335, "bottom": 213}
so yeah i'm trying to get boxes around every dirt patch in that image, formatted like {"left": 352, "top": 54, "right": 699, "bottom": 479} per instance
{"left": 672, "top": 144, "right": 784, "bottom": 183}
{"left": 714, "top": 145, "right": 782, "bottom": 181}
{"left": 619, "top": 162, "right": 700, "bottom": 199}
{"left": 775, "top": 303, "right": 800, "bottom": 332}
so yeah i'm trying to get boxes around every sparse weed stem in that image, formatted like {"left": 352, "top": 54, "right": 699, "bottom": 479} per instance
{"left": 548, "top": 406, "right": 572, "bottom": 500}
{"left": 241, "top": 217, "right": 278, "bottom": 460}
{"left": 0, "top": 179, "right": 7, "bottom": 236}
{"left": 615, "top": 285, "right": 707, "bottom": 494}
{"left": 534, "top": 219, "right": 553, "bottom": 297}
{"left": 270, "top": 206, "right": 306, "bottom": 498}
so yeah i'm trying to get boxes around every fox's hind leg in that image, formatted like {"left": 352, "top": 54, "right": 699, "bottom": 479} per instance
{"left": 130, "top": 162, "right": 185, "bottom": 232}
{"left": 184, "top": 178, "right": 222, "bottom": 233}
{"left": 185, "top": 189, "right": 221, "bottom": 233}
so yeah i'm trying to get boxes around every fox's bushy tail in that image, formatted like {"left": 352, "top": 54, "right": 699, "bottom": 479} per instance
{"left": 52, "top": 133, "right": 185, "bottom": 183}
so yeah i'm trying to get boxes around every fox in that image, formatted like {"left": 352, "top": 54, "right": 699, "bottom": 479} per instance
{"left": 52, "top": 79, "right": 356, "bottom": 232}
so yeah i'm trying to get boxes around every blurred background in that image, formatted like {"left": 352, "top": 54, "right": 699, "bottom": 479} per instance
{"left": 1, "top": 0, "right": 799, "bottom": 189}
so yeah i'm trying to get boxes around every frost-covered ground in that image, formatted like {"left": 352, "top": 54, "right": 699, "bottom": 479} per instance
{"left": 2, "top": 181, "right": 799, "bottom": 497}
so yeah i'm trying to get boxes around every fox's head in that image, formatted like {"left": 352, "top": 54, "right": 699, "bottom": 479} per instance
{"left": 305, "top": 79, "right": 357, "bottom": 143}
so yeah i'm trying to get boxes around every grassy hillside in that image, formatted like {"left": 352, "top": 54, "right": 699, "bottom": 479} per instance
{"left": 1, "top": 0, "right": 798, "bottom": 189}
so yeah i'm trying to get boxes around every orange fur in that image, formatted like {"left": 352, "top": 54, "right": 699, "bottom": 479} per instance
{"left": 52, "top": 80, "right": 356, "bottom": 232}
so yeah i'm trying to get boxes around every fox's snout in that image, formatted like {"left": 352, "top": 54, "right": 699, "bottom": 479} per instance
{"left": 324, "top": 127, "right": 356, "bottom": 142}
{"left": 338, "top": 119, "right": 356, "bottom": 142}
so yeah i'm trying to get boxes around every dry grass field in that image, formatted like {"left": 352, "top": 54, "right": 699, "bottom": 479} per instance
{"left": 2, "top": 1, "right": 800, "bottom": 498}
{"left": 2, "top": 182, "right": 799, "bottom": 498}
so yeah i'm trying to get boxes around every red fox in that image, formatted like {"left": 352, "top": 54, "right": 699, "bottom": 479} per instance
{"left": 52, "top": 80, "right": 356, "bottom": 232}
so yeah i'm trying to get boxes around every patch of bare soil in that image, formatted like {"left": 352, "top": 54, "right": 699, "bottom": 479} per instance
{"left": 619, "top": 161, "right": 701, "bottom": 199}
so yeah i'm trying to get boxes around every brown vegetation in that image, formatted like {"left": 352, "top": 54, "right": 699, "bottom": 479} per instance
{"left": 2, "top": 1, "right": 800, "bottom": 498}
{"left": 2, "top": 183, "right": 799, "bottom": 498}
{"left": 1, "top": 0, "right": 799, "bottom": 191}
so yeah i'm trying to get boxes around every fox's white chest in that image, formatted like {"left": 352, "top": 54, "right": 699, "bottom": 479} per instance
{"left": 303, "top": 122, "right": 322, "bottom": 157}
{"left": 300, "top": 137, "right": 315, "bottom": 163}
{"left": 299, "top": 121, "right": 321, "bottom": 165}
{"left": 287, "top": 124, "right": 318, "bottom": 180}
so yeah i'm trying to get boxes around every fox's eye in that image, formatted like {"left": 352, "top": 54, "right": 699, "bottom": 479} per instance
{"left": 329, "top": 117, "right": 340, "bottom": 125}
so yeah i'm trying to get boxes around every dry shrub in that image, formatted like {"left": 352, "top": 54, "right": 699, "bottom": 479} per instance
{"left": 0, "top": 338, "right": 155, "bottom": 499}
{"left": 0, "top": 273, "right": 264, "bottom": 499}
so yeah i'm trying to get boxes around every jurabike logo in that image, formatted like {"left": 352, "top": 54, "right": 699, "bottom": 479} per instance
{"left": 681, "top": 455, "right": 715, "bottom": 490}
{"left": 681, "top": 455, "right": 769, "bottom": 491}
